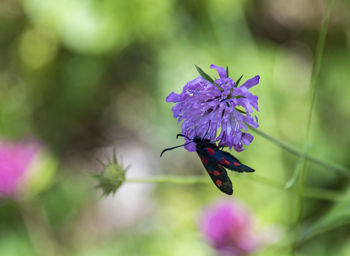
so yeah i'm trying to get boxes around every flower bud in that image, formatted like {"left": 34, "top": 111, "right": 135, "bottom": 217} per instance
{"left": 94, "top": 153, "right": 129, "bottom": 196}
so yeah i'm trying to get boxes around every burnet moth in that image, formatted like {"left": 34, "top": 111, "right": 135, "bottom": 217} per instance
{"left": 160, "top": 134, "right": 254, "bottom": 195}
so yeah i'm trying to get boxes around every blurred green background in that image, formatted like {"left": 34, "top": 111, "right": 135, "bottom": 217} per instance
{"left": 1, "top": 0, "right": 350, "bottom": 255}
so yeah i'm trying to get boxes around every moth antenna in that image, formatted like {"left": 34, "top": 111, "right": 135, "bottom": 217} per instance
{"left": 203, "top": 120, "right": 211, "bottom": 140}
{"left": 176, "top": 134, "right": 191, "bottom": 140}
{"left": 160, "top": 141, "right": 193, "bottom": 157}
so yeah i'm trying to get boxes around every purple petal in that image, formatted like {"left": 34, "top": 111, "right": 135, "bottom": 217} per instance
{"left": 240, "top": 75, "right": 260, "bottom": 89}
{"left": 242, "top": 133, "right": 254, "bottom": 145}
{"left": 184, "top": 142, "right": 196, "bottom": 152}
{"left": 243, "top": 114, "right": 259, "bottom": 128}
{"left": 166, "top": 92, "right": 182, "bottom": 103}
{"left": 210, "top": 64, "right": 227, "bottom": 79}
{"left": 183, "top": 77, "right": 210, "bottom": 93}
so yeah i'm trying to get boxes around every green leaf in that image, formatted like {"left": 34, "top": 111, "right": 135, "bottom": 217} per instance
{"left": 195, "top": 65, "right": 214, "bottom": 83}
{"left": 300, "top": 185, "right": 350, "bottom": 243}
{"left": 235, "top": 75, "right": 243, "bottom": 87}
{"left": 285, "top": 144, "right": 310, "bottom": 189}
{"left": 235, "top": 107, "right": 246, "bottom": 114}
{"left": 226, "top": 66, "right": 229, "bottom": 77}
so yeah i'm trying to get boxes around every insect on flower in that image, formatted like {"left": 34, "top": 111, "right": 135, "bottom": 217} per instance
{"left": 160, "top": 131, "right": 254, "bottom": 195}
{"left": 163, "top": 65, "right": 259, "bottom": 194}
{"left": 166, "top": 64, "right": 260, "bottom": 152}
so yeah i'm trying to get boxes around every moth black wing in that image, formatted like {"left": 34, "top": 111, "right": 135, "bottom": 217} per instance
{"left": 197, "top": 147, "right": 233, "bottom": 195}
{"left": 202, "top": 146, "right": 254, "bottom": 173}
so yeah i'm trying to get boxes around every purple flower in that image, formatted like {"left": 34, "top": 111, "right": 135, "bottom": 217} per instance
{"left": 200, "top": 200, "right": 278, "bottom": 256}
{"left": 0, "top": 140, "right": 39, "bottom": 198}
{"left": 166, "top": 64, "right": 259, "bottom": 152}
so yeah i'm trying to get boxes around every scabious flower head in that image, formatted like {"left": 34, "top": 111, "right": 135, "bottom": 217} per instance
{"left": 200, "top": 200, "right": 276, "bottom": 256}
{"left": 0, "top": 140, "right": 39, "bottom": 198}
{"left": 166, "top": 64, "right": 259, "bottom": 152}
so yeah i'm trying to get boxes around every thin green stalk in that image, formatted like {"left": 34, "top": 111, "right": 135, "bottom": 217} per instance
{"left": 304, "top": 187, "right": 349, "bottom": 202}
{"left": 127, "top": 175, "right": 208, "bottom": 184}
{"left": 127, "top": 174, "right": 287, "bottom": 189}
{"left": 250, "top": 176, "right": 350, "bottom": 202}
{"left": 298, "top": 0, "right": 336, "bottom": 207}
{"left": 249, "top": 127, "right": 350, "bottom": 177}
{"left": 125, "top": 174, "right": 350, "bottom": 201}
{"left": 295, "top": 160, "right": 309, "bottom": 223}
{"left": 301, "top": 219, "right": 350, "bottom": 244}
{"left": 293, "top": 0, "right": 336, "bottom": 253}
{"left": 285, "top": 144, "right": 310, "bottom": 188}
{"left": 20, "top": 200, "right": 61, "bottom": 256}
{"left": 306, "top": 0, "right": 335, "bottom": 140}
{"left": 280, "top": 216, "right": 350, "bottom": 251}
{"left": 246, "top": 174, "right": 285, "bottom": 189}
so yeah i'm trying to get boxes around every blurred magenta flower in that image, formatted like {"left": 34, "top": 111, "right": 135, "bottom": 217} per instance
{"left": 0, "top": 140, "right": 38, "bottom": 198}
{"left": 200, "top": 200, "right": 277, "bottom": 256}
{"left": 0, "top": 140, "right": 54, "bottom": 200}
{"left": 166, "top": 64, "right": 259, "bottom": 152}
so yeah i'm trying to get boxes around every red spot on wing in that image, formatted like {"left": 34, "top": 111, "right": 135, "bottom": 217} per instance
{"left": 206, "top": 147, "right": 215, "bottom": 156}
{"left": 213, "top": 170, "right": 220, "bottom": 176}
{"left": 219, "top": 157, "right": 231, "bottom": 166}
{"left": 215, "top": 180, "right": 222, "bottom": 187}
{"left": 233, "top": 162, "right": 241, "bottom": 166}
{"left": 224, "top": 160, "right": 231, "bottom": 165}
{"left": 201, "top": 157, "right": 208, "bottom": 164}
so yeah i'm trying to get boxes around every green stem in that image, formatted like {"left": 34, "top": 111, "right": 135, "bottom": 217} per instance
{"left": 293, "top": 0, "right": 336, "bottom": 252}
{"left": 249, "top": 127, "right": 350, "bottom": 177}
{"left": 301, "top": 219, "right": 350, "bottom": 244}
{"left": 285, "top": 144, "right": 310, "bottom": 188}
{"left": 246, "top": 174, "right": 285, "bottom": 189}
{"left": 20, "top": 200, "right": 60, "bottom": 256}
{"left": 303, "top": 187, "right": 349, "bottom": 202}
{"left": 295, "top": 160, "right": 309, "bottom": 223}
{"left": 125, "top": 174, "right": 350, "bottom": 202}
{"left": 306, "top": 0, "right": 335, "bottom": 140}
{"left": 127, "top": 175, "right": 208, "bottom": 184}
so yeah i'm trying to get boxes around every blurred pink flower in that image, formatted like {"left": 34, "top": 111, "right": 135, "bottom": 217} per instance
{"left": 200, "top": 200, "right": 279, "bottom": 256}
{"left": 0, "top": 140, "right": 39, "bottom": 198}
